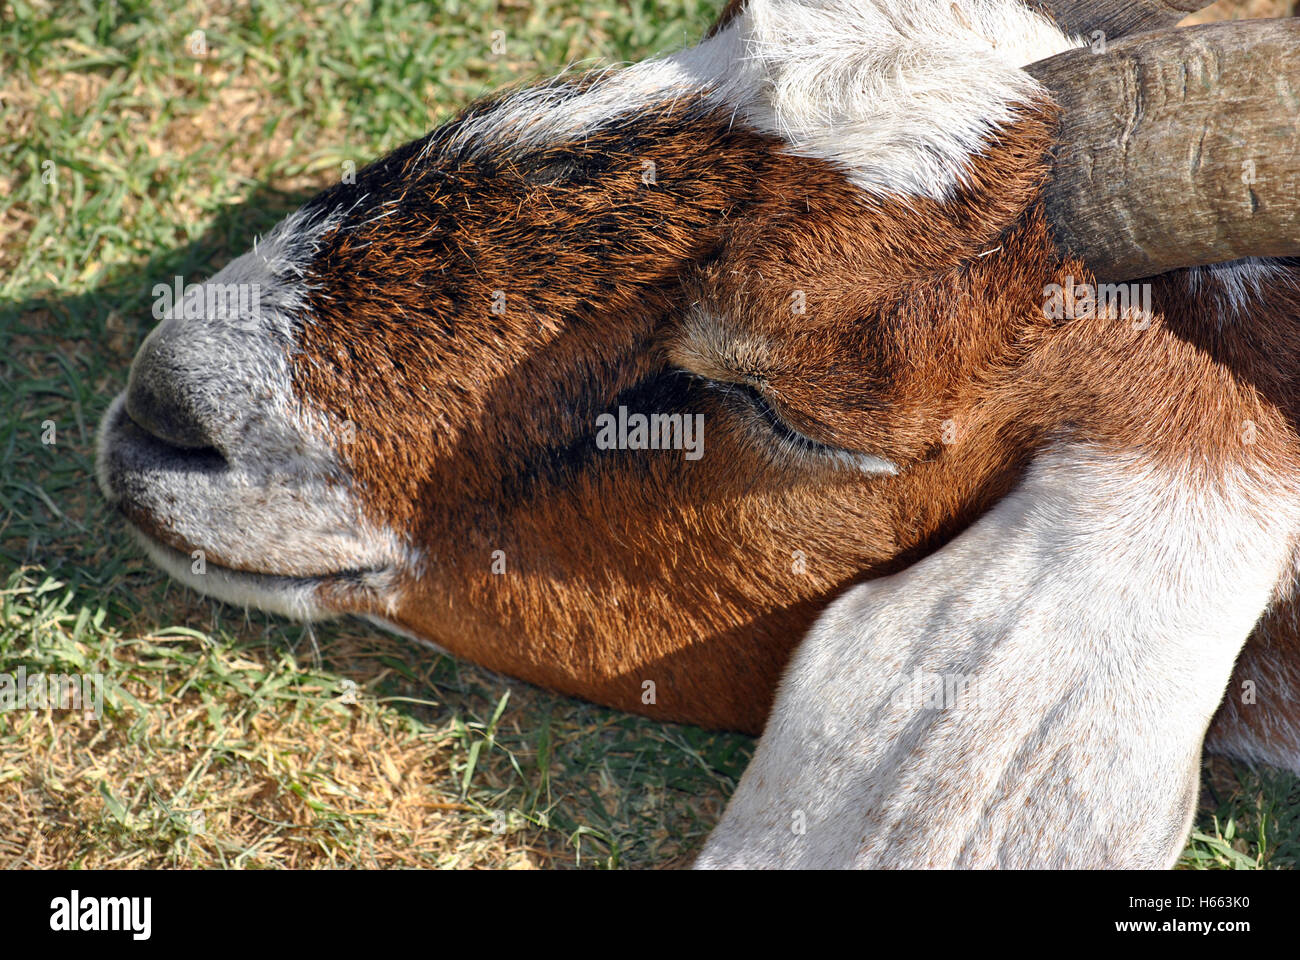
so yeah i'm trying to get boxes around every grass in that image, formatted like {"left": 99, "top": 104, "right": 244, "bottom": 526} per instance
{"left": 1, "top": 0, "right": 1297, "bottom": 869}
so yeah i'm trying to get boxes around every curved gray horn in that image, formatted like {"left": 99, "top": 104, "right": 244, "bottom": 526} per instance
{"left": 1029, "top": 18, "right": 1300, "bottom": 281}
{"left": 1034, "top": 0, "right": 1216, "bottom": 39}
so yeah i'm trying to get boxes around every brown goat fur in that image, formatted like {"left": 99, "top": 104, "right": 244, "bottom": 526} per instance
{"left": 272, "top": 85, "right": 1300, "bottom": 743}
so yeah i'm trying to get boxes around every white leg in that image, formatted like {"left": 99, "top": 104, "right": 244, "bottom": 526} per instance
{"left": 698, "top": 443, "right": 1298, "bottom": 868}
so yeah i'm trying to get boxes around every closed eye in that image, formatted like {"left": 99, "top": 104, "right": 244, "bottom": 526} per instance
{"left": 704, "top": 378, "right": 898, "bottom": 476}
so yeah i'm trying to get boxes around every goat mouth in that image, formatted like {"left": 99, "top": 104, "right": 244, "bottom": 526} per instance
{"left": 97, "top": 392, "right": 401, "bottom": 616}
{"left": 126, "top": 525, "right": 332, "bottom": 618}
{"left": 122, "top": 523, "right": 395, "bottom": 621}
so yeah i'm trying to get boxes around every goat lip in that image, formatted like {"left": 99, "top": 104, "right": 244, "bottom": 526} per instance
{"left": 121, "top": 518, "right": 389, "bottom": 620}
{"left": 120, "top": 513, "right": 368, "bottom": 583}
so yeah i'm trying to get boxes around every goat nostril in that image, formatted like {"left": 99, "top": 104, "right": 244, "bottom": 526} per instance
{"left": 124, "top": 378, "right": 214, "bottom": 450}
{"left": 125, "top": 324, "right": 217, "bottom": 451}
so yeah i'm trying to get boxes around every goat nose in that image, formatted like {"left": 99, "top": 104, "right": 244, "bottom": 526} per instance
{"left": 125, "top": 318, "right": 217, "bottom": 450}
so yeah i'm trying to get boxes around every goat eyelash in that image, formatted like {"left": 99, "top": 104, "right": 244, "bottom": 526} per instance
{"left": 705, "top": 379, "right": 897, "bottom": 476}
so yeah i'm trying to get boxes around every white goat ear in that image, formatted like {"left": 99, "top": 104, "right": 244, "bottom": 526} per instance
{"left": 699, "top": 0, "right": 1077, "bottom": 202}
{"left": 697, "top": 443, "right": 1297, "bottom": 869}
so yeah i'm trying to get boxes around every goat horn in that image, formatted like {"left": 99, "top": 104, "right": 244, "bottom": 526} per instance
{"left": 1033, "top": 0, "right": 1214, "bottom": 39}
{"left": 1028, "top": 18, "right": 1300, "bottom": 282}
